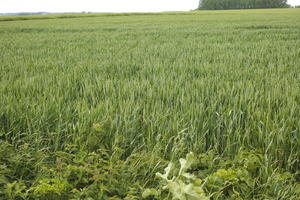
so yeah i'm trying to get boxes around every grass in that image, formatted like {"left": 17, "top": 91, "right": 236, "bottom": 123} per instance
{"left": 0, "top": 8, "right": 299, "bottom": 199}
{"left": 0, "top": 12, "right": 187, "bottom": 22}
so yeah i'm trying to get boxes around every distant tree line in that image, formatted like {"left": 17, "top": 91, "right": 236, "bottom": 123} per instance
{"left": 198, "top": 0, "right": 289, "bottom": 10}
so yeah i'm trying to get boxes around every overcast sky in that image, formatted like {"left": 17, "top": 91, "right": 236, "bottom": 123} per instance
{"left": 0, "top": 0, "right": 299, "bottom": 13}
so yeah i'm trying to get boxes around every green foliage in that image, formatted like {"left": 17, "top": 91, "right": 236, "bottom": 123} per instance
{"left": 0, "top": 140, "right": 299, "bottom": 199}
{"left": 144, "top": 150, "right": 300, "bottom": 200}
{"left": 0, "top": 141, "right": 145, "bottom": 199}
{"left": 198, "top": 0, "right": 289, "bottom": 10}
{"left": 31, "top": 178, "right": 70, "bottom": 199}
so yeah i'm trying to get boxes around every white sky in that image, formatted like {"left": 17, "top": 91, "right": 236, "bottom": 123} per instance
{"left": 0, "top": 0, "right": 299, "bottom": 13}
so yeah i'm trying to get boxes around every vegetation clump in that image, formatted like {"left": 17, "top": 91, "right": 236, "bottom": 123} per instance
{"left": 1, "top": 142, "right": 299, "bottom": 199}
{"left": 198, "top": 0, "right": 289, "bottom": 10}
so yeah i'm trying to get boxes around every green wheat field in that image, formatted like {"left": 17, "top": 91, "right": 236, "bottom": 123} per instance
{"left": 0, "top": 8, "right": 299, "bottom": 199}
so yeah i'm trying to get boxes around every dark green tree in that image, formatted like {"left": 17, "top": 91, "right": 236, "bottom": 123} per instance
{"left": 198, "top": 0, "right": 289, "bottom": 10}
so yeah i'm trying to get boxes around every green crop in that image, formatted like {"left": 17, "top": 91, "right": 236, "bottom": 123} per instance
{"left": 0, "top": 8, "right": 299, "bottom": 199}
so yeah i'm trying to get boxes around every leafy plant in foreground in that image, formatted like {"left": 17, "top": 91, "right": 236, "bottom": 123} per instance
{"left": 143, "top": 152, "right": 208, "bottom": 200}
{"left": 143, "top": 150, "right": 300, "bottom": 200}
